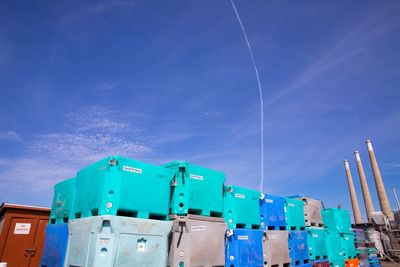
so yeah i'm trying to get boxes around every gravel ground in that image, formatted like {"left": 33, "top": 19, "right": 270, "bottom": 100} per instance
{"left": 380, "top": 261, "right": 400, "bottom": 267}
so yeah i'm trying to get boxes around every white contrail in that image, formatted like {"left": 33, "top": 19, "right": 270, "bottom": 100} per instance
{"left": 230, "top": 0, "right": 265, "bottom": 192}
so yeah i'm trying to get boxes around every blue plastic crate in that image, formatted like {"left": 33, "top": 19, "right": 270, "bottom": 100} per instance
{"left": 259, "top": 194, "right": 286, "bottom": 230}
{"left": 225, "top": 228, "right": 264, "bottom": 267}
{"left": 40, "top": 223, "right": 68, "bottom": 267}
{"left": 289, "top": 230, "right": 310, "bottom": 266}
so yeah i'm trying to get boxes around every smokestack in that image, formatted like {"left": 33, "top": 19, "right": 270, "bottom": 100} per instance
{"left": 366, "top": 139, "right": 394, "bottom": 221}
{"left": 344, "top": 160, "right": 363, "bottom": 224}
{"left": 392, "top": 186, "right": 400, "bottom": 210}
{"left": 355, "top": 150, "right": 375, "bottom": 222}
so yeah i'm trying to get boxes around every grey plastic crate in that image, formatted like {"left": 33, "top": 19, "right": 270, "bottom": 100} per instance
{"left": 262, "top": 230, "right": 291, "bottom": 267}
{"left": 65, "top": 215, "right": 172, "bottom": 267}
{"left": 302, "top": 197, "right": 323, "bottom": 227}
{"left": 168, "top": 214, "right": 226, "bottom": 267}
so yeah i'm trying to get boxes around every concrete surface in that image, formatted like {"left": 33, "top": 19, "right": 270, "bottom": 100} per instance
{"left": 380, "top": 261, "right": 400, "bottom": 267}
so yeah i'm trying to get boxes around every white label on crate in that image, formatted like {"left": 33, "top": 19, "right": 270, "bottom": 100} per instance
{"left": 100, "top": 238, "right": 110, "bottom": 244}
{"left": 268, "top": 234, "right": 277, "bottom": 239}
{"left": 265, "top": 198, "right": 273, "bottom": 203}
{"left": 235, "top": 193, "right": 245, "bottom": 199}
{"left": 288, "top": 203, "right": 295, "bottom": 207}
{"left": 189, "top": 174, "right": 204, "bottom": 180}
{"left": 191, "top": 225, "right": 206, "bottom": 232}
{"left": 14, "top": 223, "right": 31, "bottom": 235}
{"left": 312, "top": 234, "right": 319, "bottom": 238}
{"left": 345, "top": 237, "right": 349, "bottom": 240}
{"left": 238, "top": 235, "right": 248, "bottom": 240}
{"left": 284, "top": 207, "right": 287, "bottom": 212}
{"left": 137, "top": 238, "right": 147, "bottom": 252}
{"left": 123, "top": 166, "right": 142, "bottom": 174}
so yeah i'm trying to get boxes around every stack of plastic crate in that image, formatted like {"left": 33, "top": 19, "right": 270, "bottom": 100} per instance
{"left": 260, "top": 194, "right": 291, "bottom": 267}
{"left": 280, "top": 196, "right": 313, "bottom": 267}
{"left": 41, "top": 156, "right": 176, "bottom": 267}
{"left": 322, "top": 208, "right": 357, "bottom": 267}
{"left": 164, "top": 161, "right": 227, "bottom": 267}
{"left": 283, "top": 197, "right": 307, "bottom": 267}
{"left": 296, "top": 197, "right": 329, "bottom": 267}
{"left": 224, "top": 185, "right": 264, "bottom": 267}
{"left": 353, "top": 228, "right": 369, "bottom": 267}
{"left": 365, "top": 243, "right": 381, "bottom": 267}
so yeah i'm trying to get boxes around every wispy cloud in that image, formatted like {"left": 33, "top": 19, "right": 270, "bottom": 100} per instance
{"left": 266, "top": 4, "right": 400, "bottom": 107}
{"left": 0, "top": 130, "right": 21, "bottom": 142}
{"left": 59, "top": 1, "right": 136, "bottom": 27}
{"left": 0, "top": 158, "right": 75, "bottom": 192}
{"left": 0, "top": 106, "right": 152, "bottom": 205}
{"left": 29, "top": 106, "right": 151, "bottom": 163}
{"left": 92, "top": 82, "right": 118, "bottom": 92}
{"left": 381, "top": 163, "right": 400, "bottom": 169}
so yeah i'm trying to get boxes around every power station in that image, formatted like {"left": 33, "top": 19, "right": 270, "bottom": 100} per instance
{"left": 344, "top": 139, "right": 400, "bottom": 261}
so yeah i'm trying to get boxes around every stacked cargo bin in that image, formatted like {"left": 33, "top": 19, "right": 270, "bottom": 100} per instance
{"left": 164, "top": 160, "right": 227, "bottom": 267}
{"left": 294, "top": 196, "right": 329, "bottom": 267}
{"left": 322, "top": 208, "right": 357, "bottom": 267}
{"left": 39, "top": 154, "right": 365, "bottom": 267}
{"left": 260, "top": 194, "right": 291, "bottom": 267}
{"left": 284, "top": 196, "right": 308, "bottom": 267}
{"left": 224, "top": 186, "right": 264, "bottom": 267}
{"left": 42, "top": 157, "right": 229, "bottom": 267}
{"left": 42, "top": 156, "right": 176, "bottom": 267}
{"left": 353, "top": 229, "right": 369, "bottom": 267}
{"left": 365, "top": 243, "right": 381, "bottom": 267}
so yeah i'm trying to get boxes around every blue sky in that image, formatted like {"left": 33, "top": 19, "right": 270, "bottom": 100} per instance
{"left": 0, "top": 1, "right": 399, "bottom": 223}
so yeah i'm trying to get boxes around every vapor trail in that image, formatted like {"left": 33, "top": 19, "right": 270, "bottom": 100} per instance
{"left": 230, "top": 0, "right": 265, "bottom": 192}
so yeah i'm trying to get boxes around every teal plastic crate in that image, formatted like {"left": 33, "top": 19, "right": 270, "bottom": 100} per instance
{"left": 65, "top": 215, "right": 172, "bottom": 266}
{"left": 223, "top": 185, "right": 261, "bottom": 229}
{"left": 322, "top": 208, "right": 352, "bottom": 234}
{"left": 163, "top": 161, "right": 225, "bottom": 217}
{"left": 73, "top": 156, "right": 175, "bottom": 220}
{"left": 340, "top": 233, "right": 356, "bottom": 258}
{"left": 306, "top": 227, "right": 328, "bottom": 261}
{"left": 50, "top": 177, "right": 77, "bottom": 224}
{"left": 326, "top": 232, "right": 345, "bottom": 261}
{"left": 285, "top": 198, "right": 306, "bottom": 230}
{"left": 329, "top": 259, "right": 345, "bottom": 267}
{"left": 49, "top": 156, "right": 175, "bottom": 222}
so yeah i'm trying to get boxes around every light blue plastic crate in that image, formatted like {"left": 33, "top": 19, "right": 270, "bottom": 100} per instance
{"left": 65, "top": 215, "right": 172, "bottom": 266}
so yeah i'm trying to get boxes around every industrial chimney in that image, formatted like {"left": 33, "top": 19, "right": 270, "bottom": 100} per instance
{"left": 354, "top": 150, "right": 375, "bottom": 222}
{"left": 366, "top": 139, "right": 394, "bottom": 221}
{"left": 393, "top": 186, "right": 400, "bottom": 210}
{"left": 344, "top": 160, "right": 363, "bottom": 224}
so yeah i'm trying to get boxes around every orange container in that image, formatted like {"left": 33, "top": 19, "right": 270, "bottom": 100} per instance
{"left": 0, "top": 203, "right": 50, "bottom": 267}
{"left": 345, "top": 258, "right": 359, "bottom": 267}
